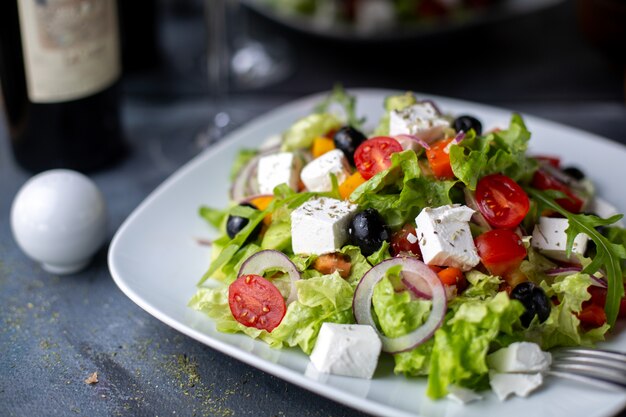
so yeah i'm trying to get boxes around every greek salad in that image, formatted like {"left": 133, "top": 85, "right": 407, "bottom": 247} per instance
{"left": 189, "top": 87, "right": 626, "bottom": 401}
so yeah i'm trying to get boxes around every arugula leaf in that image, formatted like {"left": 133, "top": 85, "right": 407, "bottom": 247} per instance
{"left": 314, "top": 84, "right": 365, "bottom": 129}
{"left": 199, "top": 206, "right": 226, "bottom": 229}
{"left": 528, "top": 188, "right": 626, "bottom": 326}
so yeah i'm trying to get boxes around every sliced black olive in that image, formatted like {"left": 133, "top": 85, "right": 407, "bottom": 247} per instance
{"left": 562, "top": 166, "right": 585, "bottom": 181}
{"left": 226, "top": 202, "right": 262, "bottom": 243}
{"left": 510, "top": 281, "right": 551, "bottom": 327}
{"left": 348, "top": 208, "right": 390, "bottom": 256}
{"left": 333, "top": 126, "right": 367, "bottom": 165}
{"left": 453, "top": 115, "right": 482, "bottom": 135}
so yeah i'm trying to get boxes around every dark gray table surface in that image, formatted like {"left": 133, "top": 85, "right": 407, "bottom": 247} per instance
{"left": 2, "top": 1, "right": 626, "bottom": 416}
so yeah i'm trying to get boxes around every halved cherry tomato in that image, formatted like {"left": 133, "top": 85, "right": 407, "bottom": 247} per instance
{"left": 437, "top": 267, "right": 468, "bottom": 292}
{"left": 425, "top": 138, "right": 455, "bottom": 179}
{"left": 228, "top": 274, "right": 286, "bottom": 332}
{"left": 577, "top": 304, "right": 607, "bottom": 328}
{"left": 475, "top": 174, "right": 530, "bottom": 229}
{"left": 390, "top": 224, "right": 422, "bottom": 258}
{"left": 475, "top": 229, "right": 527, "bottom": 278}
{"left": 531, "top": 169, "right": 584, "bottom": 213}
{"left": 354, "top": 136, "right": 403, "bottom": 180}
{"left": 586, "top": 284, "right": 626, "bottom": 318}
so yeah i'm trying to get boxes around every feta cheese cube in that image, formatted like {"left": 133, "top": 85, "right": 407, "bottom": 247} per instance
{"left": 447, "top": 385, "right": 483, "bottom": 405}
{"left": 389, "top": 102, "right": 450, "bottom": 142}
{"left": 414, "top": 205, "right": 480, "bottom": 271}
{"left": 489, "top": 372, "right": 543, "bottom": 401}
{"left": 531, "top": 217, "right": 589, "bottom": 262}
{"left": 291, "top": 197, "right": 358, "bottom": 255}
{"left": 487, "top": 342, "right": 552, "bottom": 373}
{"left": 300, "top": 149, "right": 351, "bottom": 192}
{"left": 309, "top": 322, "right": 382, "bottom": 379}
{"left": 257, "top": 152, "right": 301, "bottom": 194}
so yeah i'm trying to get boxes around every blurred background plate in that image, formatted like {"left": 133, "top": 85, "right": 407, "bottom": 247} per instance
{"left": 241, "top": 0, "right": 566, "bottom": 42}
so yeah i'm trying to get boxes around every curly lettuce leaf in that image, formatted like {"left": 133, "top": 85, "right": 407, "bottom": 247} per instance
{"left": 314, "top": 84, "right": 365, "bottom": 129}
{"left": 449, "top": 114, "right": 537, "bottom": 190}
{"left": 281, "top": 113, "right": 342, "bottom": 151}
{"left": 350, "top": 150, "right": 457, "bottom": 229}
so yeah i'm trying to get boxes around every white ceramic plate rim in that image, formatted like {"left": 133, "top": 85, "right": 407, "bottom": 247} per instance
{"left": 109, "top": 89, "right": 626, "bottom": 417}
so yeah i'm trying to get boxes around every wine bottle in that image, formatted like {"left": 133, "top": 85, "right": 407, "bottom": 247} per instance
{"left": 0, "top": 0, "right": 126, "bottom": 173}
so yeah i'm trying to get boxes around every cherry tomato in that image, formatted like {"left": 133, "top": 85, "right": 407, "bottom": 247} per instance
{"left": 228, "top": 274, "right": 286, "bottom": 332}
{"left": 475, "top": 229, "right": 527, "bottom": 278}
{"left": 475, "top": 174, "right": 530, "bottom": 229}
{"left": 531, "top": 169, "right": 584, "bottom": 213}
{"left": 390, "top": 224, "right": 422, "bottom": 258}
{"left": 577, "top": 304, "right": 607, "bottom": 328}
{"left": 425, "top": 138, "right": 455, "bottom": 180}
{"left": 354, "top": 136, "right": 402, "bottom": 180}
{"left": 586, "top": 284, "right": 626, "bottom": 319}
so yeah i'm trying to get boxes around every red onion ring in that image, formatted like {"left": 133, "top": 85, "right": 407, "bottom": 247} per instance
{"left": 238, "top": 250, "right": 301, "bottom": 304}
{"left": 545, "top": 266, "right": 582, "bottom": 276}
{"left": 229, "top": 145, "right": 280, "bottom": 201}
{"left": 453, "top": 131, "right": 466, "bottom": 144}
{"left": 353, "top": 257, "right": 447, "bottom": 353}
{"left": 463, "top": 188, "right": 492, "bottom": 231}
{"left": 395, "top": 134, "right": 431, "bottom": 150}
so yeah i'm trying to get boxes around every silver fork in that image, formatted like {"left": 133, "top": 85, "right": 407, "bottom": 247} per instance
{"left": 549, "top": 347, "right": 626, "bottom": 390}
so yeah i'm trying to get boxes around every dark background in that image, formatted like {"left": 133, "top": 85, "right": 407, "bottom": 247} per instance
{"left": 1, "top": 0, "right": 625, "bottom": 416}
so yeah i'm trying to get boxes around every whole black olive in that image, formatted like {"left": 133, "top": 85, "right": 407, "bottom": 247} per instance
{"left": 333, "top": 126, "right": 367, "bottom": 165}
{"left": 226, "top": 203, "right": 262, "bottom": 243}
{"left": 453, "top": 115, "right": 482, "bottom": 135}
{"left": 510, "top": 282, "right": 551, "bottom": 327}
{"left": 562, "top": 166, "right": 585, "bottom": 181}
{"left": 348, "top": 208, "right": 390, "bottom": 256}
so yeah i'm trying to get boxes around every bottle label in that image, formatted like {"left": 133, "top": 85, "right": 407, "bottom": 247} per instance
{"left": 17, "top": 0, "right": 121, "bottom": 103}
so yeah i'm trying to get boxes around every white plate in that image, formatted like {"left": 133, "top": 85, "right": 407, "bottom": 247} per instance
{"left": 108, "top": 89, "right": 626, "bottom": 417}
{"left": 242, "top": 0, "right": 564, "bottom": 42}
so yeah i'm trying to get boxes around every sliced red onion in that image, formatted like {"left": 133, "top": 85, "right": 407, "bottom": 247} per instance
{"left": 590, "top": 274, "right": 608, "bottom": 288}
{"left": 241, "top": 194, "right": 274, "bottom": 206}
{"left": 545, "top": 266, "right": 582, "bottom": 276}
{"left": 453, "top": 131, "right": 466, "bottom": 144}
{"left": 395, "top": 134, "right": 431, "bottom": 150}
{"left": 463, "top": 187, "right": 492, "bottom": 231}
{"left": 238, "top": 250, "right": 300, "bottom": 304}
{"left": 229, "top": 145, "right": 280, "bottom": 201}
{"left": 402, "top": 271, "right": 456, "bottom": 301}
{"left": 353, "top": 257, "right": 447, "bottom": 353}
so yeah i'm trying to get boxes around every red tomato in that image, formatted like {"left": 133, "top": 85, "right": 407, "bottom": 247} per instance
{"left": 425, "top": 138, "right": 455, "bottom": 179}
{"left": 586, "top": 284, "right": 626, "bottom": 319}
{"left": 228, "top": 274, "right": 286, "bottom": 332}
{"left": 533, "top": 155, "right": 561, "bottom": 168}
{"left": 354, "top": 136, "right": 402, "bottom": 180}
{"left": 475, "top": 229, "right": 527, "bottom": 277}
{"left": 577, "top": 304, "right": 607, "bottom": 328}
{"left": 531, "top": 169, "right": 584, "bottom": 213}
{"left": 475, "top": 174, "right": 530, "bottom": 229}
{"left": 390, "top": 224, "right": 422, "bottom": 258}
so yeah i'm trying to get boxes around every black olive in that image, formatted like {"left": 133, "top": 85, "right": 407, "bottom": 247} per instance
{"left": 226, "top": 202, "right": 262, "bottom": 243}
{"left": 348, "top": 208, "right": 390, "bottom": 256}
{"left": 510, "top": 282, "right": 551, "bottom": 327}
{"left": 453, "top": 115, "right": 482, "bottom": 135}
{"left": 562, "top": 166, "right": 585, "bottom": 181}
{"left": 333, "top": 126, "right": 367, "bottom": 165}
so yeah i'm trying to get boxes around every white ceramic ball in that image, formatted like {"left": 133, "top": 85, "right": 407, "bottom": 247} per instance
{"left": 10, "top": 169, "right": 107, "bottom": 275}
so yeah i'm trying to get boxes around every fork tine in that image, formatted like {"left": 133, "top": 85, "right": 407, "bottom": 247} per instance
{"left": 554, "top": 348, "right": 626, "bottom": 363}
{"left": 553, "top": 355, "right": 626, "bottom": 373}
{"left": 550, "top": 363, "right": 626, "bottom": 388}
{"left": 548, "top": 370, "right": 626, "bottom": 391}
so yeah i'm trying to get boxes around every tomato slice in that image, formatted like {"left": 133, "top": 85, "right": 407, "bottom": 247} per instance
{"left": 577, "top": 304, "right": 607, "bottom": 328}
{"left": 425, "top": 138, "right": 455, "bottom": 179}
{"left": 390, "top": 224, "right": 422, "bottom": 258}
{"left": 475, "top": 174, "right": 530, "bottom": 229}
{"left": 228, "top": 274, "right": 286, "bottom": 332}
{"left": 533, "top": 155, "right": 561, "bottom": 168}
{"left": 586, "top": 284, "right": 626, "bottom": 319}
{"left": 354, "top": 136, "right": 402, "bottom": 180}
{"left": 531, "top": 169, "right": 584, "bottom": 213}
{"left": 475, "top": 229, "right": 527, "bottom": 278}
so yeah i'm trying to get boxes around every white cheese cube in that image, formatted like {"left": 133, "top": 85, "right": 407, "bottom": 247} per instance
{"left": 257, "top": 152, "right": 301, "bottom": 194}
{"left": 489, "top": 372, "right": 543, "bottom": 401}
{"left": 487, "top": 342, "right": 552, "bottom": 373}
{"left": 414, "top": 205, "right": 480, "bottom": 271}
{"left": 300, "top": 149, "right": 351, "bottom": 192}
{"left": 389, "top": 102, "right": 450, "bottom": 142}
{"left": 291, "top": 197, "right": 358, "bottom": 255}
{"left": 447, "top": 385, "right": 483, "bottom": 405}
{"left": 531, "top": 217, "right": 589, "bottom": 263}
{"left": 310, "top": 323, "right": 382, "bottom": 379}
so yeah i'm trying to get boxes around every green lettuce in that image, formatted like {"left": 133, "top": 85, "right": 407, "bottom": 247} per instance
{"left": 350, "top": 150, "right": 457, "bottom": 229}
{"left": 281, "top": 113, "right": 342, "bottom": 151}
{"left": 314, "top": 84, "right": 364, "bottom": 129}
{"left": 373, "top": 92, "right": 418, "bottom": 136}
{"left": 449, "top": 114, "right": 537, "bottom": 190}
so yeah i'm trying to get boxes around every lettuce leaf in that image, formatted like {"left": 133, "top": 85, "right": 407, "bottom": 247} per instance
{"left": 373, "top": 92, "right": 418, "bottom": 136}
{"left": 350, "top": 150, "right": 457, "bottom": 229}
{"left": 314, "top": 84, "right": 365, "bottom": 129}
{"left": 281, "top": 113, "right": 342, "bottom": 151}
{"left": 449, "top": 114, "right": 537, "bottom": 190}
